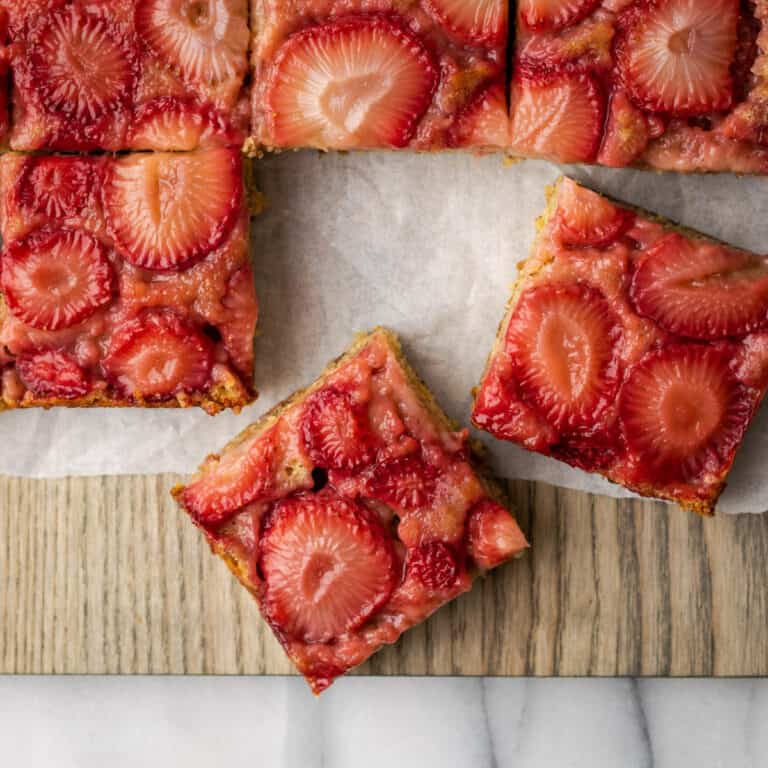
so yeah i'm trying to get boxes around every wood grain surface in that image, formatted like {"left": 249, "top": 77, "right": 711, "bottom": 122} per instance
{"left": 1, "top": 474, "right": 766, "bottom": 676}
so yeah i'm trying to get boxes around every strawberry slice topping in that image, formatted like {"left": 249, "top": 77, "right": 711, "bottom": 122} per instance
{"left": 423, "top": 0, "right": 507, "bottom": 45}
{"left": 466, "top": 499, "right": 529, "bottom": 570}
{"left": 616, "top": 0, "right": 739, "bottom": 116}
{"left": 266, "top": 15, "right": 438, "bottom": 149}
{"left": 366, "top": 454, "right": 439, "bottom": 512}
{"left": 103, "top": 148, "right": 241, "bottom": 270}
{"left": 136, "top": 0, "right": 249, "bottom": 85}
{"left": 181, "top": 432, "right": 276, "bottom": 526}
{"left": 16, "top": 349, "right": 90, "bottom": 400}
{"left": 127, "top": 97, "right": 241, "bottom": 150}
{"left": 1, "top": 229, "right": 114, "bottom": 331}
{"left": 509, "top": 72, "right": 604, "bottom": 163}
{"left": 619, "top": 344, "right": 751, "bottom": 485}
{"left": 103, "top": 310, "right": 213, "bottom": 399}
{"left": 28, "top": 4, "right": 136, "bottom": 122}
{"left": 596, "top": 90, "right": 650, "bottom": 168}
{"left": 219, "top": 265, "right": 258, "bottom": 384}
{"left": 407, "top": 541, "right": 461, "bottom": 590}
{"left": 630, "top": 233, "right": 768, "bottom": 340}
{"left": 506, "top": 284, "right": 623, "bottom": 431}
{"left": 518, "top": 0, "right": 600, "bottom": 30}
{"left": 449, "top": 82, "right": 509, "bottom": 148}
{"left": 301, "top": 387, "right": 374, "bottom": 472}
{"left": 15, "top": 157, "right": 96, "bottom": 220}
{"left": 554, "top": 178, "right": 634, "bottom": 247}
{"left": 259, "top": 490, "right": 397, "bottom": 643}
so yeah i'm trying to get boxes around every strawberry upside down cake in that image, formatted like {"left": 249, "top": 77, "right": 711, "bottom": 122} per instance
{"left": 0, "top": 148, "right": 258, "bottom": 412}
{"left": 249, "top": 0, "right": 509, "bottom": 151}
{"left": 0, "top": 0, "right": 249, "bottom": 150}
{"left": 472, "top": 177, "right": 768, "bottom": 515}
{"left": 174, "top": 328, "right": 528, "bottom": 693}
{"left": 509, "top": 0, "right": 768, "bottom": 172}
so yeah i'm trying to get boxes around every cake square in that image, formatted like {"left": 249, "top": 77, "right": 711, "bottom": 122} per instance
{"left": 0, "top": 0, "right": 250, "bottom": 151}
{"left": 0, "top": 148, "right": 257, "bottom": 412}
{"left": 508, "top": 0, "right": 768, "bottom": 173}
{"left": 249, "top": 0, "right": 509, "bottom": 151}
{"left": 472, "top": 177, "right": 768, "bottom": 515}
{"left": 173, "top": 328, "right": 528, "bottom": 693}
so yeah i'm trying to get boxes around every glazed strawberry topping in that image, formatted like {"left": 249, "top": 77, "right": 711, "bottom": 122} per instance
{"left": 1, "top": 228, "right": 114, "bottom": 331}
{"left": 102, "top": 148, "right": 241, "bottom": 270}
{"left": 16, "top": 157, "right": 96, "bottom": 220}
{"left": 466, "top": 498, "right": 529, "bottom": 570}
{"left": 473, "top": 178, "right": 768, "bottom": 511}
{"left": 260, "top": 491, "right": 397, "bottom": 643}
{"left": 518, "top": 0, "right": 601, "bottom": 30}
{"left": 103, "top": 310, "right": 213, "bottom": 399}
{"left": 407, "top": 541, "right": 461, "bottom": 590}
{"left": 219, "top": 264, "right": 258, "bottom": 384}
{"left": 596, "top": 91, "right": 650, "bottom": 168}
{"left": 630, "top": 234, "right": 768, "bottom": 340}
{"left": 555, "top": 180, "right": 634, "bottom": 247}
{"left": 365, "top": 454, "right": 439, "bottom": 512}
{"left": 15, "top": 349, "right": 90, "bottom": 400}
{"left": 266, "top": 15, "right": 438, "bottom": 149}
{"left": 423, "top": 0, "right": 507, "bottom": 44}
{"left": 449, "top": 82, "right": 509, "bottom": 148}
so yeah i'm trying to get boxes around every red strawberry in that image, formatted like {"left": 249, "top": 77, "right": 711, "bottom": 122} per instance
{"left": 596, "top": 90, "right": 650, "bottom": 167}
{"left": 449, "top": 82, "right": 509, "bottom": 149}
{"left": 630, "top": 233, "right": 768, "bottom": 340}
{"left": 518, "top": 0, "right": 600, "bottom": 30}
{"left": 615, "top": 0, "right": 738, "bottom": 116}
{"left": 15, "top": 156, "right": 96, "bottom": 220}
{"left": 423, "top": 0, "right": 507, "bottom": 44}
{"left": 27, "top": 4, "right": 136, "bottom": 122}
{"left": 127, "top": 97, "right": 241, "bottom": 150}
{"left": 619, "top": 344, "right": 751, "bottom": 484}
{"left": 301, "top": 388, "right": 374, "bottom": 472}
{"left": 102, "top": 148, "right": 241, "bottom": 270}
{"left": 366, "top": 454, "right": 439, "bottom": 511}
{"left": 181, "top": 432, "right": 276, "bottom": 526}
{"left": 466, "top": 498, "right": 528, "bottom": 570}
{"left": 554, "top": 178, "right": 634, "bottom": 247}
{"left": 219, "top": 265, "right": 258, "bottom": 384}
{"left": 407, "top": 541, "right": 460, "bottom": 590}
{"left": 16, "top": 349, "right": 90, "bottom": 400}
{"left": 1, "top": 229, "right": 114, "bottom": 331}
{"left": 103, "top": 310, "right": 213, "bottom": 399}
{"left": 509, "top": 72, "right": 604, "bottom": 163}
{"left": 266, "top": 16, "right": 438, "bottom": 149}
{"left": 259, "top": 490, "right": 396, "bottom": 643}
{"left": 136, "top": 0, "right": 248, "bottom": 85}
{"left": 506, "top": 284, "right": 623, "bottom": 431}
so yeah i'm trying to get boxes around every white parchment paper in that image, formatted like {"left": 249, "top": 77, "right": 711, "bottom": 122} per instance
{"left": 2, "top": 152, "right": 766, "bottom": 513}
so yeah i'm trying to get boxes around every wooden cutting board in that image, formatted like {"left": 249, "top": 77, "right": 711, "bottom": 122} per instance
{"left": 1, "top": 474, "right": 766, "bottom": 676}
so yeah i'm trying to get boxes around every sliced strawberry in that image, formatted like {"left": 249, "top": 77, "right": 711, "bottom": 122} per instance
{"left": 407, "top": 541, "right": 461, "bottom": 590}
{"left": 259, "top": 490, "right": 396, "bottom": 643}
{"left": 365, "top": 454, "right": 439, "bottom": 512}
{"left": 449, "top": 82, "right": 509, "bottom": 148}
{"left": 28, "top": 4, "right": 136, "bottom": 122}
{"left": 103, "top": 148, "right": 241, "bottom": 270}
{"left": 301, "top": 388, "right": 374, "bottom": 472}
{"left": 103, "top": 310, "right": 213, "bottom": 399}
{"left": 466, "top": 498, "right": 528, "bottom": 570}
{"left": 1, "top": 229, "right": 114, "bottom": 331}
{"left": 219, "top": 265, "right": 258, "bottom": 383}
{"left": 127, "top": 97, "right": 241, "bottom": 150}
{"left": 554, "top": 178, "right": 634, "bottom": 247}
{"left": 423, "top": 0, "right": 507, "bottom": 44}
{"left": 15, "top": 156, "right": 96, "bottom": 220}
{"left": 630, "top": 233, "right": 768, "bottom": 340}
{"left": 619, "top": 344, "right": 752, "bottom": 484}
{"left": 616, "top": 0, "right": 738, "bottom": 116}
{"left": 16, "top": 349, "right": 90, "bottom": 400}
{"left": 508, "top": 72, "right": 604, "bottom": 163}
{"left": 506, "top": 284, "right": 623, "bottom": 432}
{"left": 136, "top": 0, "right": 248, "bottom": 85}
{"left": 267, "top": 15, "right": 438, "bottom": 149}
{"left": 518, "top": 0, "right": 600, "bottom": 30}
{"left": 596, "top": 90, "right": 650, "bottom": 167}
{"left": 181, "top": 432, "right": 276, "bottom": 526}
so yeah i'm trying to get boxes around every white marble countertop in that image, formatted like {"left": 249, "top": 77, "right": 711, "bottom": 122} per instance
{"left": 1, "top": 677, "right": 763, "bottom": 766}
